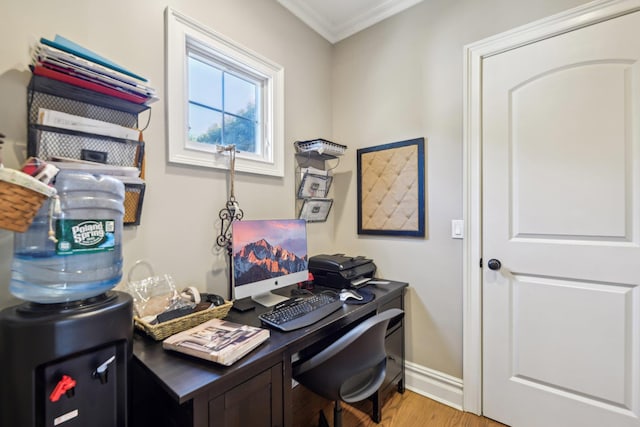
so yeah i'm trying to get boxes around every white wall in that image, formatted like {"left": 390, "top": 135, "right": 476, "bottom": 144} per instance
{"left": 0, "top": 0, "right": 595, "bottom": 389}
{"left": 331, "top": 0, "right": 592, "bottom": 378}
{"left": 0, "top": 0, "right": 333, "bottom": 305}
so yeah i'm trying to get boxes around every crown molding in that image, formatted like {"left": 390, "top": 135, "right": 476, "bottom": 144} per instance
{"left": 278, "top": 0, "right": 424, "bottom": 44}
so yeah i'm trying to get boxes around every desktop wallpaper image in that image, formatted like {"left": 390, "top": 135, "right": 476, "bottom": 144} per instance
{"left": 232, "top": 220, "right": 308, "bottom": 287}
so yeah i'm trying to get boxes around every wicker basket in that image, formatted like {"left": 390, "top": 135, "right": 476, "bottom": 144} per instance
{"left": 134, "top": 300, "right": 233, "bottom": 340}
{"left": 0, "top": 168, "right": 56, "bottom": 233}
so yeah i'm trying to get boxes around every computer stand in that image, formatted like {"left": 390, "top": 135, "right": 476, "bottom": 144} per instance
{"left": 231, "top": 291, "right": 290, "bottom": 312}
{"left": 251, "top": 291, "right": 290, "bottom": 308}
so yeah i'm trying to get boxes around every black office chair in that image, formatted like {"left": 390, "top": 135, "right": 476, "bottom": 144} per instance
{"left": 292, "top": 308, "right": 404, "bottom": 427}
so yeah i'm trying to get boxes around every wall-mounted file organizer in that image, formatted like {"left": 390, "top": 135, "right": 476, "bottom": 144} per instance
{"left": 121, "top": 177, "right": 146, "bottom": 226}
{"left": 294, "top": 139, "right": 346, "bottom": 222}
{"left": 27, "top": 75, "right": 149, "bottom": 121}
{"left": 30, "top": 127, "right": 143, "bottom": 168}
{"left": 295, "top": 138, "right": 346, "bottom": 157}
{"left": 26, "top": 75, "right": 150, "bottom": 225}
{"left": 297, "top": 172, "right": 332, "bottom": 198}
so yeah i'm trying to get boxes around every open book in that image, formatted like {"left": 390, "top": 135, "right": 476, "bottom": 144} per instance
{"left": 162, "top": 318, "right": 269, "bottom": 366}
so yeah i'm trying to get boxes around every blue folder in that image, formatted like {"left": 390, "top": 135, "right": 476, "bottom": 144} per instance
{"left": 39, "top": 35, "right": 147, "bottom": 82}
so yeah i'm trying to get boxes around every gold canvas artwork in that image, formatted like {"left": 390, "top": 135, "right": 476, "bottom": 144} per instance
{"left": 357, "top": 138, "right": 425, "bottom": 236}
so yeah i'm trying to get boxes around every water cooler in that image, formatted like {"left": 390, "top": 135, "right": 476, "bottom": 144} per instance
{"left": 0, "top": 292, "right": 132, "bottom": 427}
{"left": 0, "top": 172, "right": 133, "bottom": 426}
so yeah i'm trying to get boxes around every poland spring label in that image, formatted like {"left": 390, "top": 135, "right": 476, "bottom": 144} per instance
{"left": 55, "top": 219, "right": 116, "bottom": 255}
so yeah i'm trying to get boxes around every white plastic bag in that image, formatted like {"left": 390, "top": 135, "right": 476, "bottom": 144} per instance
{"left": 126, "top": 260, "right": 188, "bottom": 319}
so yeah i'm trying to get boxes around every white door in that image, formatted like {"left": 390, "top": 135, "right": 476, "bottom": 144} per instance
{"left": 482, "top": 8, "right": 640, "bottom": 427}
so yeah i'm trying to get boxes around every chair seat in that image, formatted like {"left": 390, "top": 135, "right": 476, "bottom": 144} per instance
{"left": 340, "top": 359, "right": 387, "bottom": 402}
{"left": 292, "top": 309, "right": 404, "bottom": 426}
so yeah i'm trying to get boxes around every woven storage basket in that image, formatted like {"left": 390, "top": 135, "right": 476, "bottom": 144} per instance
{"left": 0, "top": 168, "right": 56, "bottom": 233}
{"left": 134, "top": 300, "right": 233, "bottom": 340}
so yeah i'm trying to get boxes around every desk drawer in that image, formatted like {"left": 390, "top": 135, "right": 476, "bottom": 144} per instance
{"left": 209, "top": 363, "right": 283, "bottom": 427}
{"left": 380, "top": 295, "right": 403, "bottom": 334}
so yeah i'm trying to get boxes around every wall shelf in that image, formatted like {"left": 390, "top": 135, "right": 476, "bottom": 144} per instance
{"left": 26, "top": 75, "right": 149, "bottom": 226}
{"left": 29, "top": 75, "right": 150, "bottom": 115}
{"left": 294, "top": 140, "right": 345, "bottom": 222}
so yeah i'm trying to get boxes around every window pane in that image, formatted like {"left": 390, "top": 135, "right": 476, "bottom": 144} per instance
{"left": 224, "top": 114, "right": 256, "bottom": 153}
{"left": 168, "top": 9, "right": 284, "bottom": 175}
{"left": 189, "top": 104, "right": 222, "bottom": 144}
{"left": 188, "top": 55, "right": 222, "bottom": 109}
{"left": 224, "top": 73, "right": 256, "bottom": 120}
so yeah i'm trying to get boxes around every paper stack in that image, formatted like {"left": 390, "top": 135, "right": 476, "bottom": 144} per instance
{"left": 31, "top": 34, "right": 157, "bottom": 105}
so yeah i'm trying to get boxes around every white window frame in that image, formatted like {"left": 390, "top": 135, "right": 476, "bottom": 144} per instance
{"left": 165, "top": 7, "right": 285, "bottom": 176}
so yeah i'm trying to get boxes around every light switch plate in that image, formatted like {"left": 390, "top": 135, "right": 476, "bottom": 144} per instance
{"left": 451, "top": 219, "right": 464, "bottom": 239}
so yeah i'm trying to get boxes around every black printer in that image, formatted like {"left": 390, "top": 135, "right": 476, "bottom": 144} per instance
{"left": 308, "top": 254, "right": 377, "bottom": 289}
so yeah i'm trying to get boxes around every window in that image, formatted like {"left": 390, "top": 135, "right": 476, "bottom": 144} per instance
{"left": 186, "top": 50, "right": 259, "bottom": 153}
{"left": 166, "top": 8, "right": 285, "bottom": 176}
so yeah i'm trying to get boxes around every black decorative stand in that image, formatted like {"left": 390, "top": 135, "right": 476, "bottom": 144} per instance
{"left": 217, "top": 197, "right": 243, "bottom": 299}
{"left": 215, "top": 145, "right": 243, "bottom": 300}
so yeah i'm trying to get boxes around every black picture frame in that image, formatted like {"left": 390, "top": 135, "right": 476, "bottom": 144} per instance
{"left": 357, "top": 137, "right": 425, "bottom": 236}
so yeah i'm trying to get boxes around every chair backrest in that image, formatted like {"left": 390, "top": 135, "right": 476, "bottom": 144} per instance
{"left": 293, "top": 308, "right": 404, "bottom": 403}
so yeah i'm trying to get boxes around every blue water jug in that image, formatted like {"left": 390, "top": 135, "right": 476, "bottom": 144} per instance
{"left": 10, "top": 172, "right": 125, "bottom": 303}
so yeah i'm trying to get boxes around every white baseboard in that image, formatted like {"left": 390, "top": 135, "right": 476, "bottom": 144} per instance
{"left": 404, "top": 361, "right": 464, "bottom": 410}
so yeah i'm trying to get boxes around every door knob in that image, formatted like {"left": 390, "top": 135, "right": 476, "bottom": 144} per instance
{"left": 487, "top": 259, "right": 501, "bottom": 271}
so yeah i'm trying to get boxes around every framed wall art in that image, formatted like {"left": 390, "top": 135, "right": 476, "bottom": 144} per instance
{"left": 357, "top": 137, "right": 425, "bottom": 236}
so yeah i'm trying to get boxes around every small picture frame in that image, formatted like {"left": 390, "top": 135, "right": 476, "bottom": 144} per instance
{"left": 298, "top": 173, "right": 333, "bottom": 198}
{"left": 299, "top": 198, "right": 333, "bottom": 222}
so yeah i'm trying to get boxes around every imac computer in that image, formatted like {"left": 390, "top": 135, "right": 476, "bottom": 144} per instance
{"left": 231, "top": 219, "right": 308, "bottom": 307}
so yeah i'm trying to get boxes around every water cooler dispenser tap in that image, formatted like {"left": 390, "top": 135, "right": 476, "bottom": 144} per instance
{"left": 93, "top": 355, "right": 116, "bottom": 384}
{"left": 49, "top": 375, "right": 76, "bottom": 402}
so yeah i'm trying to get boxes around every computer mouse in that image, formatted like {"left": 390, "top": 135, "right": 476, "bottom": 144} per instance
{"left": 339, "top": 289, "right": 363, "bottom": 301}
{"left": 203, "top": 293, "right": 226, "bottom": 306}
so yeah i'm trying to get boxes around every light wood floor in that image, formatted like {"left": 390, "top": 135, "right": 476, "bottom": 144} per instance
{"left": 292, "top": 385, "right": 508, "bottom": 427}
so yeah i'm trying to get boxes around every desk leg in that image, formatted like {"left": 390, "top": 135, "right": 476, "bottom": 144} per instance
{"left": 283, "top": 356, "right": 294, "bottom": 427}
{"left": 371, "top": 392, "right": 382, "bottom": 423}
{"left": 192, "top": 395, "right": 209, "bottom": 427}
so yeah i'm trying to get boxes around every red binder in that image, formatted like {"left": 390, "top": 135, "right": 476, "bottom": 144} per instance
{"left": 32, "top": 65, "right": 147, "bottom": 105}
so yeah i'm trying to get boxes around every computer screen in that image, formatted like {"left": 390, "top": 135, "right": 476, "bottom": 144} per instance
{"left": 231, "top": 219, "right": 308, "bottom": 307}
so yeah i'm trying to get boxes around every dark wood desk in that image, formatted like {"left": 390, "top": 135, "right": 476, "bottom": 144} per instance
{"left": 131, "top": 281, "right": 407, "bottom": 427}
